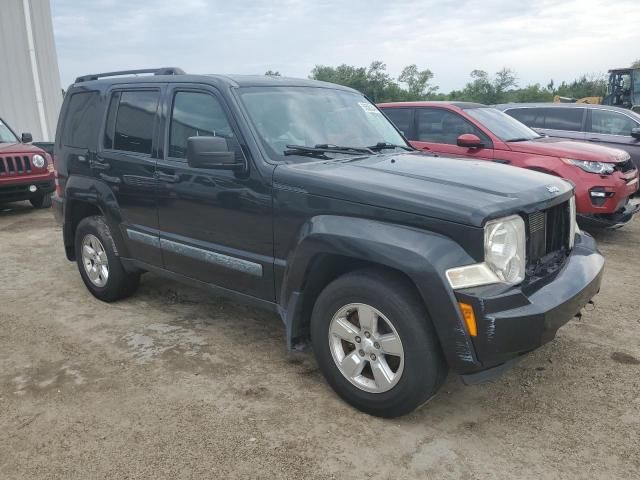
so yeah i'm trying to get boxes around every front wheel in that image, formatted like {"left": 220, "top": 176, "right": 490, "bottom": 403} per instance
{"left": 74, "top": 216, "right": 140, "bottom": 302}
{"left": 310, "top": 268, "right": 447, "bottom": 418}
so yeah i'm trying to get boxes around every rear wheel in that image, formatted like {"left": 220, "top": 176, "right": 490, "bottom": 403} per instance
{"left": 75, "top": 216, "right": 140, "bottom": 302}
{"left": 310, "top": 268, "right": 447, "bottom": 418}
{"left": 29, "top": 193, "right": 52, "bottom": 209}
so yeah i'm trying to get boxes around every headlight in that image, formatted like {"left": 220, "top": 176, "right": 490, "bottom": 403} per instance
{"left": 446, "top": 214, "right": 526, "bottom": 289}
{"left": 567, "top": 159, "right": 614, "bottom": 175}
{"left": 32, "top": 154, "right": 45, "bottom": 168}
{"left": 484, "top": 215, "right": 526, "bottom": 284}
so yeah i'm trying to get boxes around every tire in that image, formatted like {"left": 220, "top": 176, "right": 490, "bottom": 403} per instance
{"left": 310, "top": 268, "right": 447, "bottom": 418}
{"left": 30, "top": 193, "right": 52, "bottom": 209}
{"left": 74, "top": 216, "right": 140, "bottom": 302}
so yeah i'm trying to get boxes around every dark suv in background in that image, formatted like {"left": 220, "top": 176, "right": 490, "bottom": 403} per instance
{"left": 53, "top": 68, "right": 603, "bottom": 417}
{"left": 495, "top": 103, "right": 640, "bottom": 171}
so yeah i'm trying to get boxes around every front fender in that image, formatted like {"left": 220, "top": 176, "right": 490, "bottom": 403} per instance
{"left": 280, "top": 215, "right": 482, "bottom": 372}
{"left": 63, "top": 175, "right": 130, "bottom": 259}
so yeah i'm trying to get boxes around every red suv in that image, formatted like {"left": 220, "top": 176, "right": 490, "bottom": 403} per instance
{"left": 378, "top": 102, "right": 639, "bottom": 228}
{"left": 0, "top": 117, "right": 55, "bottom": 208}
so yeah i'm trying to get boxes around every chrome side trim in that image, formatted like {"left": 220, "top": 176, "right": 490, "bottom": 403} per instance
{"left": 159, "top": 238, "right": 263, "bottom": 277}
{"left": 126, "top": 229, "right": 161, "bottom": 248}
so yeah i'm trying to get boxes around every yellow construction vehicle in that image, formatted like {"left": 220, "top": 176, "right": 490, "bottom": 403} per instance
{"left": 554, "top": 67, "right": 640, "bottom": 112}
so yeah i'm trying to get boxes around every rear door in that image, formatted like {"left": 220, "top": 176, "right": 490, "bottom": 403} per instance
{"left": 586, "top": 108, "right": 640, "bottom": 168}
{"left": 410, "top": 107, "right": 494, "bottom": 159}
{"left": 99, "top": 85, "right": 164, "bottom": 266}
{"left": 155, "top": 84, "right": 274, "bottom": 300}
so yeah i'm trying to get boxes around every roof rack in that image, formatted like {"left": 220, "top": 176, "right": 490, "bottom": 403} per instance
{"left": 75, "top": 67, "right": 185, "bottom": 83}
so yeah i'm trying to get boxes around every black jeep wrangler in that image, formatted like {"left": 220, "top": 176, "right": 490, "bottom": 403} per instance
{"left": 53, "top": 68, "right": 604, "bottom": 417}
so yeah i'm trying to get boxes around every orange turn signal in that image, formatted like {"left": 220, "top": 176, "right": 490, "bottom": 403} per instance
{"left": 458, "top": 302, "right": 477, "bottom": 337}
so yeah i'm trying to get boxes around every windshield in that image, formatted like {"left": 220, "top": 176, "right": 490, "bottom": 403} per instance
{"left": 238, "top": 86, "right": 408, "bottom": 161}
{"left": 467, "top": 107, "right": 542, "bottom": 142}
{"left": 0, "top": 119, "right": 19, "bottom": 143}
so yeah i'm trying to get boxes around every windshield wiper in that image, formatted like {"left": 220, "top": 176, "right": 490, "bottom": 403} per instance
{"left": 284, "top": 144, "right": 374, "bottom": 157}
{"left": 505, "top": 137, "right": 533, "bottom": 142}
{"left": 367, "top": 141, "right": 413, "bottom": 152}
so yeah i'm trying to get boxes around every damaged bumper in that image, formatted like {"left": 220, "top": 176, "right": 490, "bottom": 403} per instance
{"left": 454, "top": 232, "right": 604, "bottom": 383}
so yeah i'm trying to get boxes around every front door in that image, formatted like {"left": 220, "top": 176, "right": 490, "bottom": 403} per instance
{"left": 586, "top": 108, "right": 640, "bottom": 168}
{"left": 410, "top": 108, "right": 494, "bottom": 160}
{"left": 155, "top": 85, "right": 274, "bottom": 300}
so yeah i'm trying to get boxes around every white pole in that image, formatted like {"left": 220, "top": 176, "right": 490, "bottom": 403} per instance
{"left": 22, "top": 0, "right": 49, "bottom": 140}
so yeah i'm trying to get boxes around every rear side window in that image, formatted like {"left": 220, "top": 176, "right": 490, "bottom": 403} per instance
{"left": 505, "top": 108, "right": 539, "bottom": 128}
{"left": 541, "top": 108, "right": 584, "bottom": 131}
{"left": 589, "top": 110, "right": 638, "bottom": 136}
{"left": 382, "top": 108, "right": 413, "bottom": 137}
{"left": 62, "top": 91, "right": 101, "bottom": 148}
{"left": 104, "top": 90, "right": 160, "bottom": 155}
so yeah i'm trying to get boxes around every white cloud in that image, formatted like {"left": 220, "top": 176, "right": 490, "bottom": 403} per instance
{"left": 52, "top": 0, "right": 640, "bottom": 90}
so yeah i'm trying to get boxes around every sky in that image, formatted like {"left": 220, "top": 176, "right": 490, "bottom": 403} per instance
{"left": 52, "top": 0, "right": 640, "bottom": 92}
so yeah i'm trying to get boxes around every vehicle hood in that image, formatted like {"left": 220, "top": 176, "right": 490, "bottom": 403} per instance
{"left": 507, "top": 137, "right": 629, "bottom": 163}
{"left": 273, "top": 152, "right": 572, "bottom": 227}
{"left": 0, "top": 142, "right": 43, "bottom": 155}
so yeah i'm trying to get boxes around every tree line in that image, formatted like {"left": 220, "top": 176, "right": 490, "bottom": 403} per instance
{"left": 265, "top": 58, "right": 640, "bottom": 104}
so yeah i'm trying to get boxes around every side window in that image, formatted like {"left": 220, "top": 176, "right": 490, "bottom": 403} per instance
{"left": 382, "top": 108, "right": 412, "bottom": 137}
{"left": 105, "top": 90, "right": 159, "bottom": 155}
{"left": 589, "top": 110, "right": 638, "bottom": 136}
{"left": 416, "top": 108, "right": 490, "bottom": 145}
{"left": 169, "top": 91, "right": 240, "bottom": 161}
{"left": 62, "top": 91, "right": 101, "bottom": 148}
{"left": 541, "top": 108, "right": 583, "bottom": 131}
{"left": 506, "top": 108, "right": 535, "bottom": 127}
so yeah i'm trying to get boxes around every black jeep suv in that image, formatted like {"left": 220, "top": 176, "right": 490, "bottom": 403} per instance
{"left": 53, "top": 68, "right": 604, "bottom": 417}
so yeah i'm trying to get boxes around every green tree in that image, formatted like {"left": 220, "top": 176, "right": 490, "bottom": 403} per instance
{"left": 398, "top": 64, "right": 438, "bottom": 99}
{"left": 454, "top": 68, "right": 518, "bottom": 104}
{"left": 631, "top": 59, "right": 640, "bottom": 68}
{"left": 555, "top": 74, "right": 606, "bottom": 99}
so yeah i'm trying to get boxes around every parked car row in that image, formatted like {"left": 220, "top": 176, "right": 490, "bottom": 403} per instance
{"left": 378, "top": 102, "right": 639, "bottom": 229}
{"left": 495, "top": 103, "right": 640, "bottom": 171}
{"left": 49, "top": 68, "right": 608, "bottom": 418}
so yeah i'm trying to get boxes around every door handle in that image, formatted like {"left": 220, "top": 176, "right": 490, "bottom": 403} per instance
{"left": 155, "top": 172, "right": 180, "bottom": 183}
{"left": 588, "top": 138, "right": 601, "bottom": 141}
{"left": 89, "top": 159, "right": 111, "bottom": 171}
{"left": 420, "top": 146, "right": 431, "bottom": 151}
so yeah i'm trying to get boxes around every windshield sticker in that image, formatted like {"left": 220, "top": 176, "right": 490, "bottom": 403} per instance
{"left": 358, "top": 102, "right": 379, "bottom": 114}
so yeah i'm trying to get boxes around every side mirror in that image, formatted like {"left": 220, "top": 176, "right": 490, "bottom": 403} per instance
{"left": 631, "top": 127, "right": 640, "bottom": 139}
{"left": 457, "top": 133, "right": 484, "bottom": 149}
{"left": 21, "top": 132, "right": 33, "bottom": 143}
{"left": 186, "top": 136, "right": 242, "bottom": 169}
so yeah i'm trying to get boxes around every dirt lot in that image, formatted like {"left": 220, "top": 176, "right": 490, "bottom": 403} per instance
{"left": 1, "top": 203, "right": 639, "bottom": 479}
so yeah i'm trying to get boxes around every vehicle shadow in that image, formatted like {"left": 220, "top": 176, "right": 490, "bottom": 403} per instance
{"left": 0, "top": 201, "right": 41, "bottom": 218}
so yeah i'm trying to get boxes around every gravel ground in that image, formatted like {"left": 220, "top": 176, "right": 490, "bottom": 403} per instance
{"left": 1, "top": 202, "right": 639, "bottom": 479}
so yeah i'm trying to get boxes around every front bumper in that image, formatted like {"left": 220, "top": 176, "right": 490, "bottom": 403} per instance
{"left": 578, "top": 200, "right": 640, "bottom": 229}
{"left": 454, "top": 232, "right": 604, "bottom": 380}
{"left": 0, "top": 178, "right": 54, "bottom": 203}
